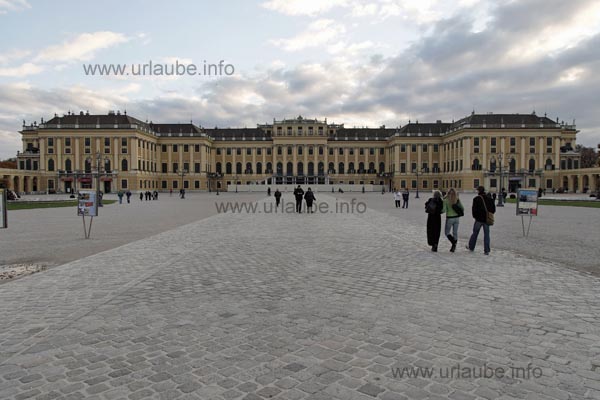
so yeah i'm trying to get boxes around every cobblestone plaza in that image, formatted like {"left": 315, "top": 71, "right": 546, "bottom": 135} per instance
{"left": 1, "top": 194, "right": 599, "bottom": 399}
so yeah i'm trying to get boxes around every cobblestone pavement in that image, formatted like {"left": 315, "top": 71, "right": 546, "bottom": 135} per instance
{"left": 1, "top": 195, "right": 600, "bottom": 399}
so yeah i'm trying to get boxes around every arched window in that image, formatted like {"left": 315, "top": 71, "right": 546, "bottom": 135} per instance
{"left": 328, "top": 162, "right": 335, "bottom": 173}
{"left": 104, "top": 159, "right": 111, "bottom": 172}
{"left": 85, "top": 158, "right": 92, "bottom": 173}
{"left": 509, "top": 158, "right": 516, "bottom": 173}
{"left": 277, "top": 146, "right": 282, "bottom": 155}
{"left": 489, "top": 159, "right": 496, "bottom": 172}
{"left": 216, "top": 162, "right": 222, "bottom": 174}
{"left": 286, "top": 162, "right": 293, "bottom": 176}
{"left": 297, "top": 162, "right": 304, "bottom": 176}
{"left": 48, "top": 159, "right": 55, "bottom": 171}
{"left": 307, "top": 162, "right": 314, "bottom": 176}
{"left": 276, "top": 162, "right": 283, "bottom": 175}
{"left": 297, "top": 146, "right": 303, "bottom": 155}
{"left": 245, "top": 162, "right": 252, "bottom": 174}
{"left": 545, "top": 158, "right": 553, "bottom": 170}
{"left": 121, "top": 159, "right": 128, "bottom": 172}
{"left": 287, "top": 146, "right": 292, "bottom": 155}
{"left": 65, "top": 159, "right": 72, "bottom": 172}
{"left": 338, "top": 162, "right": 345, "bottom": 174}
{"left": 266, "top": 162, "right": 272, "bottom": 173}
{"left": 236, "top": 162, "right": 242, "bottom": 174}
{"left": 226, "top": 162, "right": 232, "bottom": 174}
{"left": 348, "top": 162, "right": 355, "bottom": 174}
{"left": 358, "top": 162, "right": 365, "bottom": 173}
{"left": 528, "top": 158, "right": 536, "bottom": 172}
{"left": 379, "top": 162, "right": 385, "bottom": 174}
{"left": 368, "top": 162, "right": 375, "bottom": 173}
{"left": 318, "top": 146, "right": 324, "bottom": 155}
{"left": 318, "top": 162, "right": 324, "bottom": 175}
{"left": 472, "top": 159, "right": 480, "bottom": 171}
{"left": 256, "top": 162, "right": 262, "bottom": 174}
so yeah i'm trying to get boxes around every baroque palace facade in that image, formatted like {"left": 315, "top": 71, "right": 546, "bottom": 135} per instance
{"left": 2, "top": 110, "right": 598, "bottom": 194}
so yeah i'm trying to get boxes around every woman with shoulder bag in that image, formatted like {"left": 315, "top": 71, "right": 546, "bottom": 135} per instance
{"left": 442, "top": 188, "right": 464, "bottom": 252}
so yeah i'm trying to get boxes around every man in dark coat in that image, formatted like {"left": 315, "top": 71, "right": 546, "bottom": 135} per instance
{"left": 304, "top": 188, "right": 316, "bottom": 213}
{"left": 293, "top": 185, "right": 304, "bottom": 213}
{"left": 274, "top": 189, "right": 282, "bottom": 208}
{"left": 467, "top": 186, "right": 496, "bottom": 255}
{"left": 425, "top": 190, "right": 444, "bottom": 251}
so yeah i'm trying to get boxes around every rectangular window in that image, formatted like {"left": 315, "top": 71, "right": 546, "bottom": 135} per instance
{"left": 474, "top": 179, "right": 480, "bottom": 188}
{"left": 194, "top": 163, "right": 200, "bottom": 173}
{"left": 411, "top": 180, "right": 417, "bottom": 189}
{"left": 510, "top": 137, "right": 516, "bottom": 146}
{"left": 309, "top": 146, "right": 314, "bottom": 155}
{"left": 530, "top": 137, "right": 535, "bottom": 146}
{"left": 380, "top": 148, "right": 384, "bottom": 155}
{"left": 339, "top": 148, "right": 344, "bottom": 155}
{"left": 48, "top": 138, "right": 54, "bottom": 147}
{"left": 422, "top": 144, "right": 428, "bottom": 152}
{"left": 411, "top": 144, "right": 417, "bottom": 153}
{"left": 267, "top": 148, "right": 272, "bottom": 155}
{"left": 349, "top": 148, "right": 354, "bottom": 155}
{"left": 121, "top": 138, "right": 127, "bottom": 147}
{"left": 162, "top": 163, "right": 167, "bottom": 173}
{"left": 359, "top": 148, "right": 364, "bottom": 155}
{"left": 474, "top": 138, "right": 480, "bottom": 146}
{"left": 195, "top": 144, "right": 200, "bottom": 152}
{"left": 237, "top": 148, "right": 242, "bottom": 155}
{"left": 433, "top": 144, "right": 439, "bottom": 152}
{"left": 173, "top": 144, "right": 178, "bottom": 152}
{"left": 226, "top": 148, "right": 232, "bottom": 155}
{"left": 329, "top": 148, "right": 334, "bottom": 155}
{"left": 411, "top": 162, "right": 417, "bottom": 172}
{"left": 84, "top": 137, "right": 90, "bottom": 147}
{"left": 400, "top": 163, "right": 406, "bottom": 173}
{"left": 318, "top": 127, "right": 323, "bottom": 135}
{"left": 491, "top": 138, "right": 496, "bottom": 146}
{"left": 162, "top": 180, "right": 167, "bottom": 189}
{"left": 433, "top": 180, "right": 439, "bottom": 189}
{"left": 104, "top": 138, "right": 110, "bottom": 147}
{"left": 401, "top": 144, "right": 406, "bottom": 152}
{"left": 172, "top": 180, "right": 178, "bottom": 189}
{"left": 183, "top": 162, "right": 190, "bottom": 172}
{"left": 195, "top": 180, "right": 200, "bottom": 189}
{"left": 288, "top": 147, "right": 292, "bottom": 155}
{"left": 369, "top": 148, "right": 375, "bottom": 155}
{"left": 121, "top": 179, "right": 128, "bottom": 189}
{"left": 423, "top": 180, "right": 428, "bottom": 189}
{"left": 546, "top": 179, "right": 553, "bottom": 189}
{"left": 490, "top": 178, "right": 497, "bottom": 188}
{"left": 184, "top": 144, "right": 189, "bottom": 152}
{"left": 162, "top": 144, "right": 167, "bottom": 152}
{"left": 257, "top": 148, "right": 262, "bottom": 155}
{"left": 246, "top": 148, "right": 252, "bottom": 155}
{"left": 173, "top": 163, "right": 178, "bottom": 172}
{"left": 529, "top": 178, "right": 536, "bottom": 187}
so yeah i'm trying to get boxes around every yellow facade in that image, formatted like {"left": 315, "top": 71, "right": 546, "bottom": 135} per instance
{"left": 7, "top": 111, "right": 597, "bottom": 194}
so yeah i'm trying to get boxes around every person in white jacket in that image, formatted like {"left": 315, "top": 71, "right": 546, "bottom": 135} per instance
{"left": 393, "top": 189, "right": 401, "bottom": 208}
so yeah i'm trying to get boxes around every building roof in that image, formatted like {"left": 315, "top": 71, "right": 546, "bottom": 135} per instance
{"left": 452, "top": 113, "right": 561, "bottom": 129}
{"left": 398, "top": 122, "right": 452, "bottom": 136}
{"left": 205, "top": 128, "right": 271, "bottom": 141}
{"left": 333, "top": 127, "right": 396, "bottom": 141}
{"left": 152, "top": 123, "right": 203, "bottom": 135}
{"left": 44, "top": 112, "right": 147, "bottom": 128}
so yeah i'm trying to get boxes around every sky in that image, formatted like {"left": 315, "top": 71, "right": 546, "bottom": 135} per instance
{"left": 1, "top": 0, "right": 600, "bottom": 159}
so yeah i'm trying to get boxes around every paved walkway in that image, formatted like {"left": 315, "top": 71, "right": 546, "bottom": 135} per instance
{"left": 1, "top": 195, "right": 599, "bottom": 400}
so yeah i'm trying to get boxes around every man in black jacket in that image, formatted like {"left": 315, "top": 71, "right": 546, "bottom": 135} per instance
{"left": 293, "top": 185, "right": 304, "bottom": 213}
{"left": 467, "top": 186, "right": 496, "bottom": 255}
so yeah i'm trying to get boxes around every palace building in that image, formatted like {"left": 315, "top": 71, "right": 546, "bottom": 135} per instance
{"left": 3, "top": 110, "right": 598, "bottom": 194}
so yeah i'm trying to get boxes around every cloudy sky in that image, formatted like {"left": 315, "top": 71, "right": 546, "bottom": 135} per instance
{"left": 1, "top": 0, "right": 599, "bottom": 159}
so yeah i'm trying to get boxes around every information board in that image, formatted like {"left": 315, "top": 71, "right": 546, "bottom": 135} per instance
{"left": 77, "top": 191, "right": 98, "bottom": 217}
{"left": 516, "top": 189, "right": 538, "bottom": 216}
{"left": 0, "top": 189, "right": 6, "bottom": 229}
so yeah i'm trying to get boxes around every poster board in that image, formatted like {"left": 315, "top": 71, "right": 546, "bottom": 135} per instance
{"left": 77, "top": 191, "right": 98, "bottom": 217}
{"left": 516, "top": 189, "right": 538, "bottom": 216}
{"left": 0, "top": 189, "right": 6, "bottom": 229}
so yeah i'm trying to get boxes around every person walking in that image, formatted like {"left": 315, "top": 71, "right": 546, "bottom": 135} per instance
{"left": 293, "top": 185, "right": 304, "bottom": 213}
{"left": 393, "top": 188, "right": 401, "bottom": 208}
{"left": 467, "top": 186, "right": 496, "bottom": 255}
{"left": 402, "top": 188, "right": 410, "bottom": 208}
{"left": 139, "top": 191, "right": 143, "bottom": 201}
{"left": 274, "top": 189, "right": 282, "bottom": 209}
{"left": 180, "top": 188, "right": 186, "bottom": 199}
{"left": 425, "top": 190, "right": 444, "bottom": 252}
{"left": 126, "top": 190, "right": 132, "bottom": 203}
{"left": 117, "top": 190, "right": 124, "bottom": 204}
{"left": 267, "top": 187, "right": 271, "bottom": 196}
{"left": 442, "top": 188, "right": 464, "bottom": 252}
{"left": 169, "top": 188, "right": 173, "bottom": 197}
{"left": 153, "top": 190, "right": 158, "bottom": 200}
{"left": 304, "top": 188, "right": 316, "bottom": 213}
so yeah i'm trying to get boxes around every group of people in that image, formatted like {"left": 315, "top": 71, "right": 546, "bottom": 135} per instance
{"left": 425, "top": 186, "right": 496, "bottom": 254}
{"left": 392, "top": 188, "right": 411, "bottom": 208}
{"left": 116, "top": 190, "right": 132, "bottom": 204}
{"left": 270, "top": 185, "right": 317, "bottom": 213}
{"left": 139, "top": 190, "right": 158, "bottom": 201}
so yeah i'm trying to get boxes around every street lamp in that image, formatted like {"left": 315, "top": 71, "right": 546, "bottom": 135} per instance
{"left": 176, "top": 168, "right": 188, "bottom": 195}
{"left": 413, "top": 168, "right": 425, "bottom": 198}
{"left": 497, "top": 153, "right": 505, "bottom": 207}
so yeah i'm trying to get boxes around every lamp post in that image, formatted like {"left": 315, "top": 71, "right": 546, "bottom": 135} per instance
{"left": 413, "top": 168, "right": 424, "bottom": 198}
{"left": 235, "top": 175, "right": 238, "bottom": 193}
{"left": 497, "top": 153, "right": 504, "bottom": 207}
{"left": 176, "top": 168, "right": 187, "bottom": 195}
